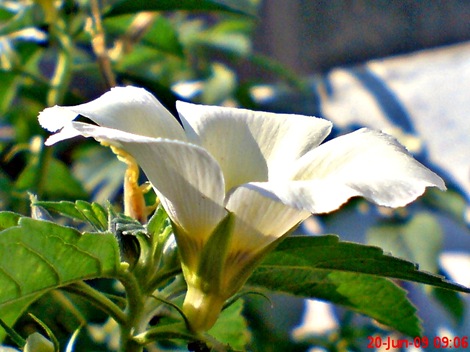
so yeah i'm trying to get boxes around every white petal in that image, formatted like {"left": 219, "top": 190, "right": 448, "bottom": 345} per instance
{"left": 247, "top": 180, "right": 360, "bottom": 214}
{"left": 44, "top": 124, "right": 83, "bottom": 146}
{"left": 39, "top": 106, "right": 78, "bottom": 132}
{"left": 286, "top": 128, "right": 446, "bottom": 212}
{"left": 225, "top": 185, "right": 310, "bottom": 252}
{"left": 176, "top": 101, "right": 332, "bottom": 191}
{"left": 72, "top": 122, "right": 227, "bottom": 240}
{"left": 39, "top": 86, "right": 186, "bottom": 142}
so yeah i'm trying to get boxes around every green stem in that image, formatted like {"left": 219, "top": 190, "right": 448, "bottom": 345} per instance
{"left": 132, "top": 323, "right": 195, "bottom": 346}
{"left": 63, "top": 282, "right": 127, "bottom": 325}
{"left": 116, "top": 266, "right": 145, "bottom": 352}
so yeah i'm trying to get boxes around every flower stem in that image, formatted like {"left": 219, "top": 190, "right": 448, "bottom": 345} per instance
{"left": 116, "top": 265, "right": 145, "bottom": 352}
{"left": 63, "top": 282, "right": 127, "bottom": 325}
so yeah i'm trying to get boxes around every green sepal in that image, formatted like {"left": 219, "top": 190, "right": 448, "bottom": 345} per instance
{"left": 223, "top": 220, "right": 301, "bottom": 298}
{"left": 196, "top": 212, "right": 235, "bottom": 291}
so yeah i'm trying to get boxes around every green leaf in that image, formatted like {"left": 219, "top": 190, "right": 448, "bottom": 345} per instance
{"left": 0, "top": 71, "right": 18, "bottom": 114}
{"left": 33, "top": 201, "right": 88, "bottom": 222}
{"left": 42, "top": 159, "right": 88, "bottom": 200}
{"left": 0, "top": 294, "right": 42, "bottom": 342}
{"left": 366, "top": 213, "right": 467, "bottom": 324}
{"left": 105, "top": 0, "right": 253, "bottom": 18}
{"left": 208, "top": 299, "right": 249, "bottom": 350}
{"left": 142, "top": 15, "right": 185, "bottom": 57}
{"left": 0, "top": 218, "right": 120, "bottom": 335}
{"left": 0, "top": 211, "right": 22, "bottom": 231}
{"left": 15, "top": 155, "right": 86, "bottom": 200}
{"left": 249, "top": 235, "right": 470, "bottom": 336}
{"left": 263, "top": 235, "right": 470, "bottom": 293}
{"left": 249, "top": 267, "right": 420, "bottom": 336}
{"left": 34, "top": 200, "right": 108, "bottom": 231}
{"left": 432, "top": 286, "right": 465, "bottom": 325}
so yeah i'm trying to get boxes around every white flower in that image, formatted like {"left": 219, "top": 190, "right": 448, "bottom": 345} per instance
{"left": 38, "top": 86, "right": 445, "bottom": 331}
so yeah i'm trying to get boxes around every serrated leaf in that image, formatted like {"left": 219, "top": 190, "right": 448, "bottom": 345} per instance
{"left": 75, "top": 201, "right": 108, "bottom": 231}
{"left": 249, "top": 267, "right": 421, "bottom": 336}
{"left": 262, "top": 235, "right": 470, "bottom": 293}
{"left": 105, "top": 0, "right": 253, "bottom": 18}
{"left": 208, "top": 299, "right": 249, "bottom": 350}
{"left": 33, "top": 201, "right": 87, "bottom": 222}
{"left": 0, "top": 218, "right": 120, "bottom": 334}
{"left": 249, "top": 235, "right": 470, "bottom": 336}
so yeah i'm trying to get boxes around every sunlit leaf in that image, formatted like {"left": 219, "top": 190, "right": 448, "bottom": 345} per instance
{"left": 32, "top": 201, "right": 87, "bottom": 222}
{"left": 141, "top": 15, "right": 184, "bottom": 57}
{"left": 0, "top": 218, "right": 120, "bottom": 335}
{"left": 34, "top": 200, "right": 108, "bottom": 232}
{"left": 75, "top": 201, "right": 108, "bottom": 232}
{"left": 249, "top": 235, "right": 470, "bottom": 336}
{"left": 261, "top": 235, "right": 470, "bottom": 292}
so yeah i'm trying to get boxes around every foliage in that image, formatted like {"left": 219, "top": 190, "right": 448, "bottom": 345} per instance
{"left": 0, "top": 0, "right": 469, "bottom": 351}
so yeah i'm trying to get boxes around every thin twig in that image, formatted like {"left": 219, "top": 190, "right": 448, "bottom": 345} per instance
{"left": 89, "top": 0, "right": 116, "bottom": 88}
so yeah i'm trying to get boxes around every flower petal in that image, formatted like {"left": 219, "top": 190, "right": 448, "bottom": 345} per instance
{"left": 71, "top": 123, "right": 227, "bottom": 240}
{"left": 225, "top": 185, "right": 310, "bottom": 252}
{"left": 38, "top": 86, "right": 186, "bottom": 143}
{"left": 282, "top": 128, "right": 446, "bottom": 212}
{"left": 176, "top": 101, "right": 332, "bottom": 191}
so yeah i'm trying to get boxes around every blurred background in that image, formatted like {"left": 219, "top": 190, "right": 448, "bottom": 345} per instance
{"left": 1, "top": 0, "right": 469, "bottom": 351}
